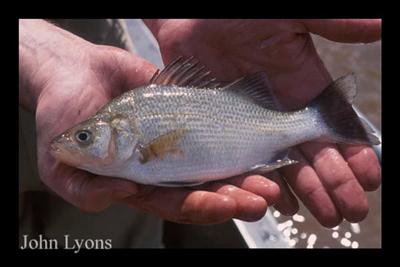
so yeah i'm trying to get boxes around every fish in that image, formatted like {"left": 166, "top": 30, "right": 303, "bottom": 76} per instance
{"left": 50, "top": 56, "right": 380, "bottom": 187}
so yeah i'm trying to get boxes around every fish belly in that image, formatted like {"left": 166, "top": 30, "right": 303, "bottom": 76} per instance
{"left": 128, "top": 127, "right": 281, "bottom": 184}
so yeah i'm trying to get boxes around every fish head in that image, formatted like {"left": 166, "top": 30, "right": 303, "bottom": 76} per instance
{"left": 50, "top": 113, "right": 141, "bottom": 173}
{"left": 50, "top": 116, "right": 116, "bottom": 168}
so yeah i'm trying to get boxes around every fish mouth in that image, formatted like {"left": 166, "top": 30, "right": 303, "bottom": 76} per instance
{"left": 49, "top": 139, "right": 79, "bottom": 166}
{"left": 49, "top": 140, "right": 63, "bottom": 157}
{"left": 50, "top": 132, "right": 71, "bottom": 153}
{"left": 49, "top": 133, "right": 69, "bottom": 156}
{"left": 50, "top": 142, "right": 59, "bottom": 151}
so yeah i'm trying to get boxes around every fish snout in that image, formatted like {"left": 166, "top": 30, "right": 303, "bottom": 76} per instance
{"left": 50, "top": 140, "right": 61, "bottom": 153}
{"left": 50, "top": 132, "right": 71, "bottom": 154}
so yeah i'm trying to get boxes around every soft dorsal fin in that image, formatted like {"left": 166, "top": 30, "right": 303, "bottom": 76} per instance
{"left": 149, "top": 56, "right": 221, "bottom": 88}
{"left": 222, "top": 72, "right": 281, "bottom": 110}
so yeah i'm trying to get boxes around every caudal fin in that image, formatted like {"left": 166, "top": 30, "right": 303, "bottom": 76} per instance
{"left": 311, "top": 74, "right": 380, "bottom": 146}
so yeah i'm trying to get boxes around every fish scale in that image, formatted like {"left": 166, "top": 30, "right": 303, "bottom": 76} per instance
{"left": 51, "top": 57, "right": 378, "bottom": 187}
{"left": 113, "top": 85, "right": 321, "bottom": 184}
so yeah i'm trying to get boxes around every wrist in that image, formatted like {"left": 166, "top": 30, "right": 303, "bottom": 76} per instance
{"left": 19, "top": 19, "right": 93, "bottom": 111}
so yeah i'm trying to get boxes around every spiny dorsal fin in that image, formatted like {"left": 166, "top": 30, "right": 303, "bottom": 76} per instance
{"left": 222, "top": 72, "right": 281, "bottom": 110}
{"left": 149, "top": 56, "right": 221, "bottom": 88}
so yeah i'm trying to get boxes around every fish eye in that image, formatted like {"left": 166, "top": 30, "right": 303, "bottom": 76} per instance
{"left": 75, "top": 130, "right": 92, "bottom": 144}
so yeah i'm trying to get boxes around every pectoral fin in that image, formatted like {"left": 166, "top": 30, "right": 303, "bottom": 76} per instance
{"left": 138, "top": 129, "right": 187, "bottom": 164}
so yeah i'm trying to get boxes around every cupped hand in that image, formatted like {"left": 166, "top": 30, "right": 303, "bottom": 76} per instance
{"left": 22, "top": 20, "right": 279, "bottom": 224}
{"left": 144, "top": 19, "right": 382, "bottom": 227}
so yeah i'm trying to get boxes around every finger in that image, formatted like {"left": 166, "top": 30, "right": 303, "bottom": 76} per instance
{"left": 280, "top": 148, "right": 343, "bottom": 227}
{"left": 201, "top": 182, "right": 268, "bottom": 221}
{"left": 300, "top": 142, "right": 369, "bottom": 223}
{"left": 266, "top": 171, "right": 299, "bottom": 216}
{"left": 98, "top": 46, "right": 158, "bottom": 93}
{"left": 227, "top": 174, "right": 281, "bottom": 205}
{"left": 339, "top": 144, "right": 381, "bottom": 191}
{"left": 301, "top": 19, "right": 381, "bottom": 43}
{"left": 44, "top": 162, "right": 138, "bottom": 212}
{"left": 122, "top": 185, "right": 237, "bottom": 225}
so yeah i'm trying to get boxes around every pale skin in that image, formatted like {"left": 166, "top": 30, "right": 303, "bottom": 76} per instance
{"left": 19, "top": 19, "right": 381, "bottom": 226}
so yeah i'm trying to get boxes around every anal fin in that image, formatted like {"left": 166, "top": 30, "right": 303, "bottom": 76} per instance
{"left": 250, "top": 159, "right": 298, "bottom": 174}
{"left": 249, "top": 149, "right": 298, "bottom": 173}
{"left": 157, "top": 180, "right": 205, "bottom": 187}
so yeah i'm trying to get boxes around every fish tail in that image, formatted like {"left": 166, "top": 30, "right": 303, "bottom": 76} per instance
{"left": 311, "top": 74, "right": 380, "bottom": 146}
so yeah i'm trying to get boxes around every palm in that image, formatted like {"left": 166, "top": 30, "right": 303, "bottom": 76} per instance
{"left": 158, "top": 21, "right": 301, "bottom": 70}
{"left": 35, "top": 46, "right": 154, "bottom": 211}
{"left": 150, "top": 19, "right": 381, "bottom": 226}
{"left": 34, "top": 44, "right": 277, "bottom": 224}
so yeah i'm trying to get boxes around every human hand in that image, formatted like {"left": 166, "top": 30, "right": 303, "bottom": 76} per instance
{"left": 19, "top": 19, "right": 280, "bottom": 224}
{"left": 144, "top": 19, "right": 382, "bottom": 227}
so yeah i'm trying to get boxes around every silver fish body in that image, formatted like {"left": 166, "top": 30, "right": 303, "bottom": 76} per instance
{"left": 51, "top": 57, "right": 379, "bottom": 187}
{"left": 101, "top": 84, "right": 321, "bottom": 185}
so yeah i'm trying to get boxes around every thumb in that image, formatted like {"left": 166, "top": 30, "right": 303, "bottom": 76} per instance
{"left": 301, "top": 19, "right": 381, "bottom": 43}
{"left": 113, "top": 48, "right": 158, "bottom": 90}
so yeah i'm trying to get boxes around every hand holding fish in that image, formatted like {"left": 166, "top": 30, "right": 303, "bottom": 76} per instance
{"left": 144, "top": 19, "right": 382, "bottom": 227}
{"left": 20, "top": 19, "right": 280, "bottom": 224}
